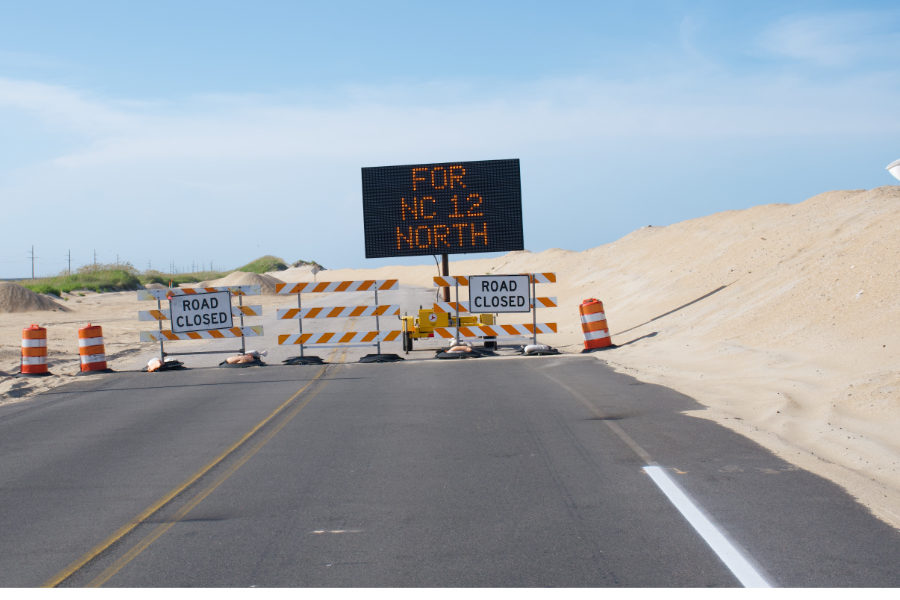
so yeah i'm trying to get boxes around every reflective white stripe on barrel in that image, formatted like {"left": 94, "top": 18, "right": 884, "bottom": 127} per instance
{"left": 22, "top": 356, "right": 48, "bottom": 365}
{"left": 78, "top": 337, "right": 104, "bottom": 347}
{"left": 80, "top": 354, "right": 107, "bottom": 364}
{"left": 21, "top": 338, "right": 47, "bottom": 348}
{"left": 584, "top": 330, "right": 610, "bottom": 341}
{"left": 580, "top": 312, "right": 606, "bottom": 324}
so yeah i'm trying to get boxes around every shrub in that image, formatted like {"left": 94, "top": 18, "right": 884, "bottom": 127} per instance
{"left": 237, "top": 255, "right": 288, "bottom": 274}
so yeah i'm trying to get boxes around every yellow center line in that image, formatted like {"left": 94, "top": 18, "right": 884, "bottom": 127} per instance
{"left": 87, "top": 373, "right": 334, "bottom": 587}
{"left": 42, "top": 364, "right": 329, "bottom": 588}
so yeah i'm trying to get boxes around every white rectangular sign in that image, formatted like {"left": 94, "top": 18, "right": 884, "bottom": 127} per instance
{"left": 170, "top": 291, "right": 233, "bottom": 333}
{"left": 468, "top": 274, "right": 531, "bottom": 313}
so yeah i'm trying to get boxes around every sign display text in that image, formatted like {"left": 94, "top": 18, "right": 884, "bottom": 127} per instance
{"left": 170, "top": 291, "right": 233, "bottom": 333}
{"left": 468, "top": 274, "right": 531, "bottom": 313}
{"left": 361, "top": 159, "right": 524, "bottom": 258}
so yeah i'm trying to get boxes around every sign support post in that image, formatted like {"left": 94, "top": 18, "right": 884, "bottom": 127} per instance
{"left": 157, "top": 297, "right": 165, "bottom": 361}
{"left": 239, "top": 294, "right": 246, "bottom": 354}
{"left": 375, "top": 288, "right": 381, "bottom": 355}
{"left": 442, "top": 253, "right": 450, "bottom": 302}
{"left": 532, "top": 276, "right": 538, "bottom": 345}
{"left": 455, "top": 278, "right": 460, "bottom": 343}
{"left": 297, "top": 293, "right": 304, "bottom": 357}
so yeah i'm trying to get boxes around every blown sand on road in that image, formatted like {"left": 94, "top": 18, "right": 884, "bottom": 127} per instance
{"left": 1, "top": 185, "right": 898, "bottom": 528}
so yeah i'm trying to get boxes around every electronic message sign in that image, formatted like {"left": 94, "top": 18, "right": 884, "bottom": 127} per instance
{"left": 361, "top": 159, "right": 523, "bottom": 259}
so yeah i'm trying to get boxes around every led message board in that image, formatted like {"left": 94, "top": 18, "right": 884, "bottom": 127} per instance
{"left": 361, "top": 159, "right": 523, "bottom": 259}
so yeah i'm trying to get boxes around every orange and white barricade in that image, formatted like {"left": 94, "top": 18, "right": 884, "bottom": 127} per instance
{"left": 78, "top": 323, "right": 113, "bottom": 373}
{"left": 138, "top": 285, "right": 265, "bottom": 366}
{"left": 433, "top": 298, "right": 557, "bottom": 313}
{"left": 434, "top": 324, "right": 557, "bottom": 339}
{"left": 20, "top": 324, "right": 50, "bottom": 376}
{"left": 580, "top": 299, "right": 612, "bottom": 350}
{"left": 276, "top": 280, "right": 402, "bottom": 363}
{"left": 432, "top": 273, "right": 557, "bottom": 346}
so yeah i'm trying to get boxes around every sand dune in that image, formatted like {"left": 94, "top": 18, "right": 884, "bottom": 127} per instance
{"left": 322, "top": 185, "right": 900, "bottom": 528}
{"left": 0, "top": 282, "right": 68, "bottom": 313}
{"left": 194, "top": 271, "right": 285, "bottom": 295}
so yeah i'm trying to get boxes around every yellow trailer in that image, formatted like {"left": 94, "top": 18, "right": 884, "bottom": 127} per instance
{"left": 401, "top": 309, "right": 495, "bottom": 352}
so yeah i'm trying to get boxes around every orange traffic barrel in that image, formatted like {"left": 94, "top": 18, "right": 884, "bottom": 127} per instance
{"left": 579, "top": 299, "right": 613, "bottom": 351}
{"left": 20, "top": 324, "right": 51, "bottom": 376}
{"left": 78, "top": 323, "right": 112, "bottom": 374}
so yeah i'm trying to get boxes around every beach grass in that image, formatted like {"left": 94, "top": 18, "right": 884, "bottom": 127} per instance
{"left": 236, "top": 255, "right": 288, "bottom": 273}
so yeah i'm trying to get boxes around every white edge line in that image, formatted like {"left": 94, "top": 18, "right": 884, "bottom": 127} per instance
{"left": 644, "top": 466, "right": 772, "bottom": 588}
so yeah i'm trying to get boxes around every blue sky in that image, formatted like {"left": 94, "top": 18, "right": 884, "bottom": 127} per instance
{"left": 1, "top": 1, "right": 899, "bottom": 277}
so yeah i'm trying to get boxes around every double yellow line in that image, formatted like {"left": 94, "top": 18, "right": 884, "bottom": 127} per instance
{"left": 44, "top": 351, "right": 344, "bottom": 588}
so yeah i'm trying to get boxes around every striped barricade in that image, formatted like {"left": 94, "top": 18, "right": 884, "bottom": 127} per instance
{"left": 433, "top": 276, "right": 469, "bottom": 287}
{"left": 276, "top": 280, "right": 401, "bottom": 359}
{"left": 138, "top": 285, "right": 264, "bottom": 365}
{"left": 432, "top": 273, "right": 556, "bottom": 287}
{"left": 433, "top": 272, "right": 558, "bottom": 347}
{"left": 140, "top": 326, "right": 264, "bottom": 342}
{"left": 138, "top": 285, "right": 262, "bottom": 301}
{"left": 434, "top": 324, "right": 557, "bottom": 339}
{"left": 278, "top": 331, "right": 402, "bottom": 345}
{"left": 276, "top": 280, "right": 398, "bottom": 294}
{"left": 524, "top": 273, "right": 556, "bottom": 283}
{"left": 433, "top": 298, "right": 557, "bottom": 313}
{"left": 276, "top": 305, "right": 400, "bottom": 320}
{"left": 139, "top": 305, "right": 263, "bottom": 321}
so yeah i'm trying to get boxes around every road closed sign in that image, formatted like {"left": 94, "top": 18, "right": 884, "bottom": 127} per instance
{"left": 171, "top": 291, "right": 233, "bottom": 333}
{"left": 469, "top": 275, "right": 531, "bottom": 313}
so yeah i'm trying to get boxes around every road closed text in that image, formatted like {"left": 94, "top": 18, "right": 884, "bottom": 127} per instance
{"left": 171, "top": 291, "right": 233, "bottom": 333}
{"left": 468, "top": 275, "right": 531, "bottom": 313}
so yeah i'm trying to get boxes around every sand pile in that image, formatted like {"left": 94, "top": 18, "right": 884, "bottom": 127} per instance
{"left": 144, "top": 283, "right": 166, "bottom": 290}
{"left": 197, "top": 271, "right": 285, "bottom": 295}
{"left": 322, "top": 185, "right": 900, "bottom": 528}
{"left": 0, "top": 282, "right": 68, "bottom": 313}
{"left": 269, "top": 265, "right": 322, "bottom": 283}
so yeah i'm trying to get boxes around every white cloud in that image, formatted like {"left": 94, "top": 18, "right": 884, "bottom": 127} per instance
{"left": 3, "top": 67, "right": 899, "bottom": 177}
{"left": 759, "top": 11, "right": 900, "bottom": 67}
{"left": 0, "top": 77, "right": 137, "bottom": 135}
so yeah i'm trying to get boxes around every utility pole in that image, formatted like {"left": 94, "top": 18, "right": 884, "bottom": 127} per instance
{"left": 29, "top": 246, "right": 34, "bottom": 279}
{"left": 148, "top": 260, "right": 151, "bottom": 271}
{"left": 116, "top": 254, "right": 119, "bottom": 266}
{"left": 68, "top": 250, "right": 71, "bottom": 274}
{"left": 94, "top": 250, "right": 97, "bottom": 266}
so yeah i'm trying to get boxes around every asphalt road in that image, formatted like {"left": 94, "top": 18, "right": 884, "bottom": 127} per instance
{"left": 2, "top": 291, "right": 900, "bottom": 587}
